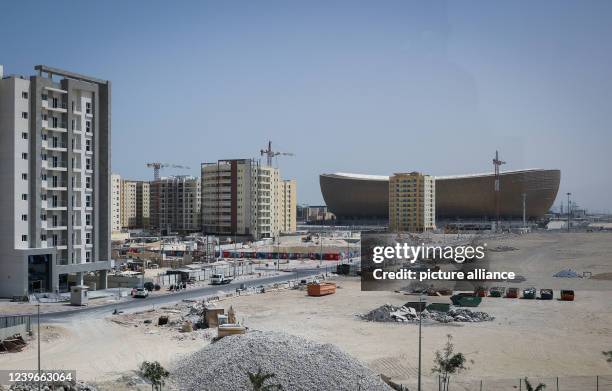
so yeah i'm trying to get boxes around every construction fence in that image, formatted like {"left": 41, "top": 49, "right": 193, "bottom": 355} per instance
{"left": 402, "top": 375, "right": 612, "bottom": 391}
{"left": 0, "top": 315, "right": 32, "bottom": 340}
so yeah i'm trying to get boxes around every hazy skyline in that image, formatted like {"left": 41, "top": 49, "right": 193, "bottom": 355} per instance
{"left": 2, "top": 1, "right": 612, "bottom": 211}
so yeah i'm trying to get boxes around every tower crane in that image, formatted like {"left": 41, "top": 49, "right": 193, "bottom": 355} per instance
{"left": 260, "top": 140, "right": 294, "bottom": 167}
{"left": 145, "top": 162, "right": 191, "bottom": 180}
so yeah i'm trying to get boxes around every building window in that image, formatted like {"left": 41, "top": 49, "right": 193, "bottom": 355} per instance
{"left": 41, "top": 94, "right": 48, "bottom": 101}
{"left": 85, "top": 251, "right": 91, "bottom": 262}
{"left": 85, "top": 195, "right": 91, "bottom": 207}
{"left": 85, "top": 139, "right": 91, "bottom": 151}
{"left": 86, "top": 214, "right": 91, "bottom": 226}
{"left": 22, "top": 112, "right": 28, "bottom": 119}
{"left": 22, "top": 194, "right": 27, "bottom": 200}
{"left": 21, "top": 173, "right": 27, "bottom": 180}
{"left": 86, "top": 102, "right": 91, "bottom": 114}
{"left": 41, "top": 234, "right": 46, "bottom": 241}
{"left": 85, "top": 121, "right": 91, "bottom": 133}
{"left": 22, "top": 91, "right": 28, "bottom": 99}
{"left": 42, "top": 113, "right": 48, "bottom": 121}
{"left": 21, "top": 214, "right": 27, "bottom": 221}
{"left": 21, "top": 235, "right": 27, "bottom": 242}
{"left": 21, "top": 132, "right": 28, "bottom": 139}
{"left": 86, "top": 233, "right": 91, "bottom": 244}
{"left": 21, "top": 153, "right": 27, "bottom": 160}
{"left": 52, "top": 117, "right": 58, "bottom": 128}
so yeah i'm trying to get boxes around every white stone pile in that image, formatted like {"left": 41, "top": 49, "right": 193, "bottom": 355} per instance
{"left": 361, "top": 304, "right": 494, "bottom": 323}
{"left": 171, "top": 331, "right": 393, "bottom": 391}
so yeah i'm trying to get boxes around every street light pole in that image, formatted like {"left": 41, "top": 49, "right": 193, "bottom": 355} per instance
{"left": 37, "top": 303, "right": 41, "bottom": 391}
{"left": 417, "top": 295, "right": 423, "bottom": 391}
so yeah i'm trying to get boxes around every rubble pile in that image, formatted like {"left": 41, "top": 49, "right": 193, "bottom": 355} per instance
{"left": 171, "top": 331, "right": 393, "bottom": 391}
{"left": 553, "top": 269, "right": 581, "bottom": 278}
{"left": 361, "top": 305, "right": 494, "bottom": 324}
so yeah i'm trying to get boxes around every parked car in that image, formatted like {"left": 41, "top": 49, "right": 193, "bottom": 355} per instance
{"left": 134, "top": 288, "right": 149, "bottom": 298}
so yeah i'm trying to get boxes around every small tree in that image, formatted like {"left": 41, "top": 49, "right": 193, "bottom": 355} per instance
{"left": 603, "top": 350, "right": 612, "bottom": 363}
{"left": 524, "top": 377, "right": 546, "bottom": 391}
{"left": 431, "top": 334, "right": 470, "bottom": 391}
{"left": 247, "top": 367, "right": 284, "bottom": 391}
{"left": 140, "top": 360, "right": 170, "bottom": 391}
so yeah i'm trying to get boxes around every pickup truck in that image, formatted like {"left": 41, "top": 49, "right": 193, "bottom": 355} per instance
{"left": 210, "top": 273, "right": 232, "bottom": 285}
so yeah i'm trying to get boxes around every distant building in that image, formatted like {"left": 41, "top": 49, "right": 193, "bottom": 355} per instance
{"left": 299, "top": 205, "right": 335, "bottom": 223}
{"left": 111, "top": 174, "right": 121, "bottom": 232}
{"left": 150, "top": 176, "right": 201, "bottom": 233}
{"left": 0, "top": 65, "right": 111, "bottom": 297}
{"left": 278, "top": 179, "right": 297, "bottom": 233}
{"left": 120, "top": 179, "right": 137, "bottom": 228}
{"left": 135, "top": 181, "right": 150, "bottom": 228}
{"left": 201, "top": 159, "right": 296, "bottom": 239}
{"left": 388, "top": 172, "right": 436, "bottom": 232}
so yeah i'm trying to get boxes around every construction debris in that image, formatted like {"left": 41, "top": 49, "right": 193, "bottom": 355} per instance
{"left": 360, "top": 304, "right": 494, "bottom": 323}
{"left": 0, "top": 334, "right": 27, "bottom": 353}
{"left": 553, "top": 269, "right": 581, "bottom": 278}
{"left": 171, "top": 331, "right": 393, "bottom": 391}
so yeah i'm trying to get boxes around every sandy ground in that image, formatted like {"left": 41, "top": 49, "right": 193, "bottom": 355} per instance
{"left": 0, "top": 232, "right": 611, "bottom": 390}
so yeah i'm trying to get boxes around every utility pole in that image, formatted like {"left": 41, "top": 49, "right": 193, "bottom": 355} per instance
{"left": 319, "top": 232, "right": 323, "bottom": 266}
{"left": 566, "top": 192, "right": 572, "bottom": 232}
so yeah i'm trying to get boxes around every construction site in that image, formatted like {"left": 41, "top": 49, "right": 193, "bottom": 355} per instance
{"left": 0, "top": 230, "right": 611, "bottom": 391}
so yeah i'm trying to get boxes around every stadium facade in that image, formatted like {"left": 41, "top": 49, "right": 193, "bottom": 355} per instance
{"left": 320, "top": 169, "right": 560, "bottom": 222}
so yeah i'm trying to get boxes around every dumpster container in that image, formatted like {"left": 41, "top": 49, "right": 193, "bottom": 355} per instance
{"left": 540, "top": 289, "right": 553, "bottom": 300}
{"left": 506, "top": 287, "right": 519, "bottom": 298}
{"left": 307, "top": 282, "right": 336, "bottom": 297}
{"left": 522, "top": 287, "right": 536, "bottom": 299}
{"left": 560, "top": 290, "right": 575, "bottom": 301}
{"left": 450, "top": 293, "right": 482, "bottom": 307}
{"left": 489, "top": 287, "right": 505, "bottom": 297}
{"left": 426, "top": 303, "right": 451, "bottom": 313}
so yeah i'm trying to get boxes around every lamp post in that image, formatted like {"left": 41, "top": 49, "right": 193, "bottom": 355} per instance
{"left": 566, "top": 192, "right": 572, "bottom": 232}
{"left": 417, "top": 294, "right": 423, "bottom": 391}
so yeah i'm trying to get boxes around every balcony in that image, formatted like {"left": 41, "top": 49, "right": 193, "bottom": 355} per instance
{"left": 44, "top": 141, "right": 68, "bottom": 152}
{"left": 44, "top": 100, "right": 68, "bottom": 113}
{"left": 46, "top": 182, "right": 68, "bottom": 191}
{"left": 43, "top": 122, "right": 68, "bottom": 133}
{"left": 47, "top": 222, "right": 68, "bottom": 231}
{"left": 46, "top": 201, "right": 68, "bottom": 210}
{"left": 48, "top": 160, "right": 68, "bottom": 172}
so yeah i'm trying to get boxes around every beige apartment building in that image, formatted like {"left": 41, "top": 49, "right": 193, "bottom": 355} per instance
{"left": 111, "top": 174, "right": 121, "bottom": 232}
{"left": 277, "top": 179, "right": 297, "bottom": 233}
{"left": 111, "top": 174, "right": 150, "bottom": 231}
{"left": 150, "top": 176, "right": 201, "bottom": 233}
{"left": 389, "top": 172, "right": 435, "bottom": 232}
{"left": 201, "top": 159, "right": 296, "bottom": 239}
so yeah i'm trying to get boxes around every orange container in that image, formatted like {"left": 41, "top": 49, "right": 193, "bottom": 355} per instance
{"left": 560, "top": 290, "right": 575, "bottom": 301}
{"left": 307, "top": 282, "right": 336, "bottom": 297}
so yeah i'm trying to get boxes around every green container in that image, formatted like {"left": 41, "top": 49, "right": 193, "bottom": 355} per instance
{"left": 450, "top": 293, "right": 482, "bottom": 307}
{"left": 426, "top": 303, "right": 451, "bottom": 313}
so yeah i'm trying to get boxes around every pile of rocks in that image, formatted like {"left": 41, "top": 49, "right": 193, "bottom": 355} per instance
{"left": 361, "top": 304, "right": 494, "bottom": 324}
{"left": 6, "top": 381, "right": 96, "bottom": 391}
{"left": 171, "top": 331, "right": 393, "bottom": 391}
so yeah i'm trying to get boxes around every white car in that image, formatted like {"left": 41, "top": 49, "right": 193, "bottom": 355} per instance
{"left": 134, "top": 288, "right": 149, "bottom": 298}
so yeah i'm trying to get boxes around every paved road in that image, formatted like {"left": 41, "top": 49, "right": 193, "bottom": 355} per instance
{"left": 39, "top": 267, "right": 330, "bottom": 322}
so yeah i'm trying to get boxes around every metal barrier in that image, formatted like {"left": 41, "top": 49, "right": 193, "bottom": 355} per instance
{"left": 0, "top": 315, "right": 31, "bottom": 331}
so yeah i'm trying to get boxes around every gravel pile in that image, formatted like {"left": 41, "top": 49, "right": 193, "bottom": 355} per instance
{"left": 6, "top": 381, "right": 96, "bottom": 391}
{"left": 361, "top": 305, "right": 494, "bottom": 323}
{"left": 171, "top": 331, "right": 392, "bottom": 391}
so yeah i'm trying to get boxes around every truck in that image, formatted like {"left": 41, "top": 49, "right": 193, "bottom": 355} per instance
{"left": 210, "top": 273, "right": 232, "bottom": 285}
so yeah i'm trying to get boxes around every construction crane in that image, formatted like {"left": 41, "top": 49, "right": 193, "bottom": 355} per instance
{"left": 492, "top": 150, "right": 506, "bottom": 230}
{"left": 260, "top": 140, "right": 294, "bottom": 167}
{"left": 145, "top": 162, "right": 191, "bottom": 180}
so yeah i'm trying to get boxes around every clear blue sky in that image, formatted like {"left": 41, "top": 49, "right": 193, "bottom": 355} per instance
{"left": 2, "top": 1, "right": 611, "bottom": 211}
